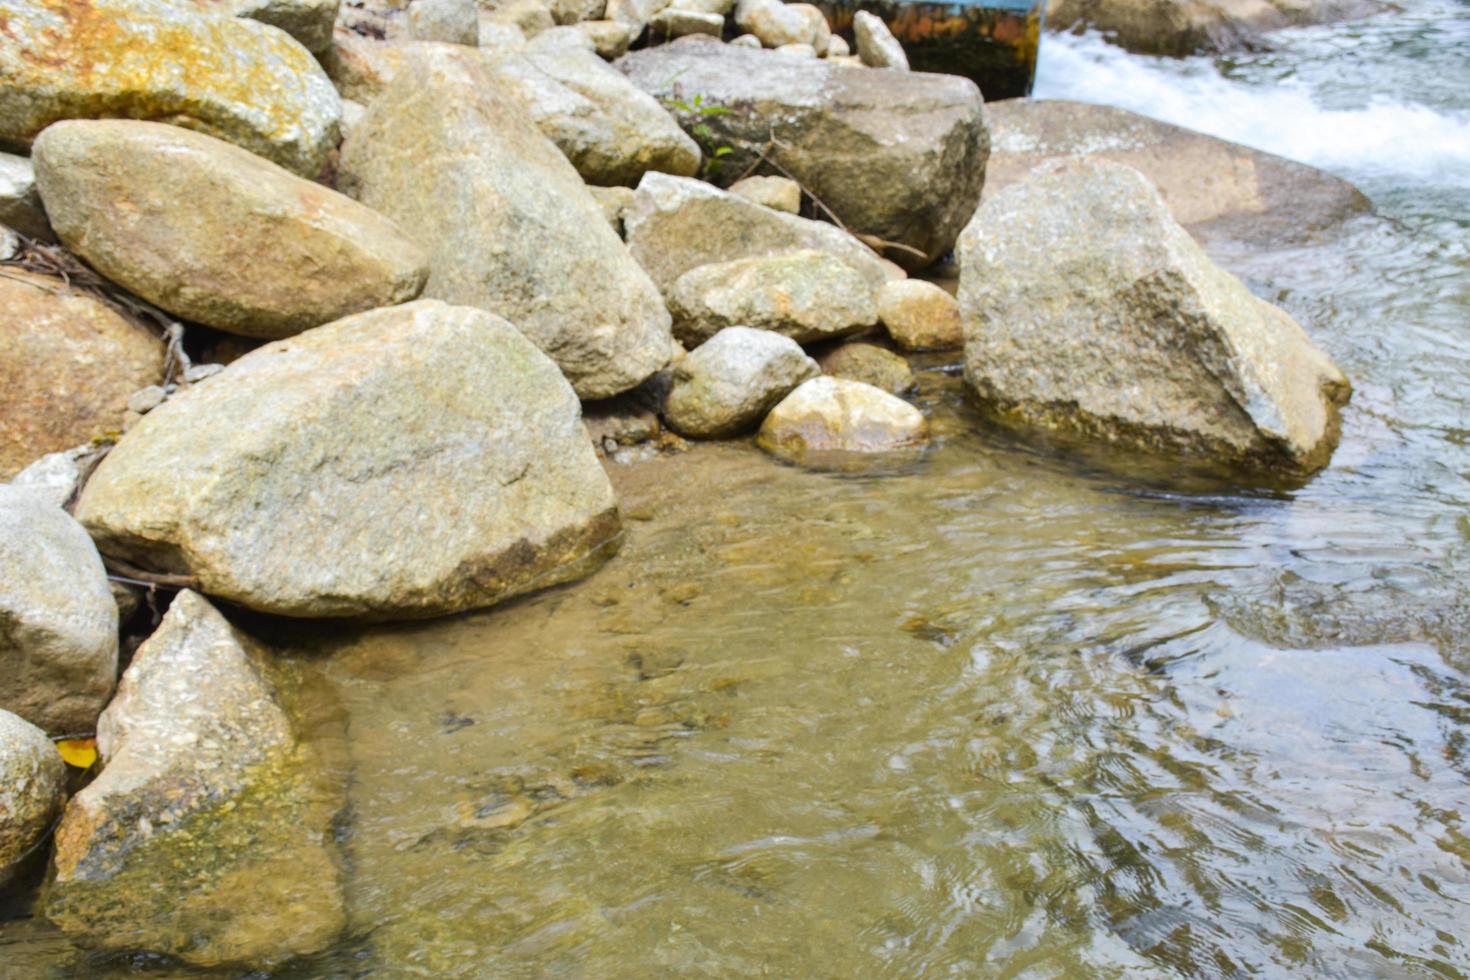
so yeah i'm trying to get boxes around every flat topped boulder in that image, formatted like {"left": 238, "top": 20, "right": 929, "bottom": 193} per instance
{"left": 75, "top": 301, "right": 622, "bottom": 620}
{"left": 34, "top": 120, "right": 428, "bottom": 339}
{"left": 983, "top": 99, "right": 1370, "bottom": 246}
{"left": 46, "top": 591, "right": 345, "bottom": 969}
{"left": 618, "top": 43, "right": 988, "bottom": 269}
{"left": 339, "top": 46, "right": 673, "bottom": 400}
{"left": 625, "top": 172, "right": 897, "bottom": 295}
{"left": 959, "top": 158, "right": 1351, "bottom": 478}
{"left": 0, "top": 0, "right": 342, "bottom": 177}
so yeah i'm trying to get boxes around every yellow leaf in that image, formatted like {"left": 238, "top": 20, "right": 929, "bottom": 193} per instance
{"left": 57, "top": 738, "right": 97, "bottom": 769}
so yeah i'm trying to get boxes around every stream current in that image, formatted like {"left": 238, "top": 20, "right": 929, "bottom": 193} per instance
{"left": 4, "top": 2, "right": 1470, "bottom": 975}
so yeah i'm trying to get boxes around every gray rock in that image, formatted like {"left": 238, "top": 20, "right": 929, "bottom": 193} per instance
{"left": 816, "top": 341, "right": 915, "bottom": 394}
{"left": 34, "top": 120, "right": 428, "bottom": 340}
{"left": 551, "top": 0, "right": 607, "bottom": 22}
{"left": 854, "top": 10, "right": 907, "bottom": 69}
{"left": 616, "top": 43, "right": 987, "bottom": 268}
{"left": 339, "top": 47, "right": 674, "bottom": 399}
{"left": 669, "top": 249, "right": 878, "bottom": 347}
{"left": 729, "top": 31, "right": 762, "bottom": 46}
{"left": 589, "top": 184, "right": 636, "bottom": 234}
{"left": 983, "top": 99, "right": 1371, "bottom": 247}
{"left": 0, "top": 224, "right": 16, "bottom": 261}
{"left": 878, "top": 279, "right": 962, "bottom": 351}
{"left": 0, "top": 0, "right": 342, "bottom": 177}
{"left": 46, "top": 591, "right": 346, "bottom": 968}
{"left": 409, "top": 0, "right": 479, "bottom": 42}
{"left": 664, "top": 326, "right": 819, "bottom": 437}
{"left": 75, "top": 301, "right": 623, "bottom": 619}
{"left": 959, "top": 158, "right": 1351, "bottom": 477}
{"left": 625, "top": 172, "right": 897, "bottom": 295}
{"left": 604, "top": 0, "right": 670, "bottom": 33}
{"left": 0, "top": 152, "right": 54, "bottom": 242}
{"left": 0, "top": 709, "right": 67, "bottom": 889}
{"left": 758, "top": 376, "right": 928, "bottom": 462}
{"left": 479, "top": 16, "right": 532, "bottom": 49}
{"left": 575, "top": 18, "right": 634, "bottom": 57}
{"left": 775, "top": 41, "right": 817, "bottom": 57}
{"left": 824, "top": 33, "right": 848, "bottom": 56}
{"left": 648, "top": 6, "right": 724, "bottom": 36}
{"left": 183, "top": 0, "right": 341, "bottom": 53}
{"left": 126, "top": 386, "right": 168, "bottom": 415}
{"left": 8, "top": 447, "right": 94, "bottom": 510}
{"left": 671, "top": 0, "right": 732, "bottom": 13}
{"left": 0, "top": 486, "right": 118, "bottom": 736}
{"left": 729, "top": 174, "right": 801, "bottom": 213}
{"left": 496, "top": 0, "right": 562, "bottom": 34}
{"left": 488, "top": 43, "right": 702, "bottom": 186}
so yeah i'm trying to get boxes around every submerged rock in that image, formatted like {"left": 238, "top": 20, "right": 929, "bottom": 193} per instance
{"left": 664, "top": 326, "right": 819, "bottom": 438}
{"left": 0, "top": 270, "right": 164, "bottom": 478}
{"left": 0, "top": 709, "right": 67, "bottom": 889}
{"left": 758, "top": 376, "right": 928, "bottom": 464}
{"left": 34, "top": 120, "right": 428, "bottom": 340}
{"left": 668, "top": 249, "right": 878, "bottom": 347}
{"left": 0, "top": 0, "right": 342, "bottom": 177}
{"left": 0, "top": 486, "right": 118, "bottom": 736}
{"left": 75, "top": 301, "right": 621, "bottom": 620}
{"left": 489, "top": 42, "right": 702, "bottom": 186}
{"left": 816, "top": 342, "right": 916, "bottom": 395}
{"left": 959, "top": 158, "right": 1351, "bottom": 477}
{"left": 878, "top": 279, "right": 963, "bottom": 352}
{"left": 617, "top": 43, "right": 987, "bottom": 268}
{"left": 983, "top": 99, "right": 1371, "bottom": 246}
{"left": 339, "top": 46, "right": 673, "bottom": 399}
{"left": 625, "top": 172, "right": 896, "bottom": 294}
{"left": 45, "top": 591, "right": 345, "bottom": 969}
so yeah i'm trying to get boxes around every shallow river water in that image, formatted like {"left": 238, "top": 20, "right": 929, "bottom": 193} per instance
{"left": 5, "top": 3, "right": 1470, "bottom": 977}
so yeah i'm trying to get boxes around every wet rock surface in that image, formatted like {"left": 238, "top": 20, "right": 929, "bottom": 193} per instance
{"left": 339, "top": 46, "right": 673, "bottom": 399}
{"left": 758, "top": 376, "right": 928, "bottom": 465}
{"left": 0, "top": 709, "right": 67, "bottom": 889}
{"left": 984, "top": 99, "right": 1371, "bottom": 246}
{"left": 34, "top": 120, "right": 428, "bottom": 340}
{"left": 959, "top": 158, "right": 1351, "bottom": 477}
{"left": 0, "top": 485, "right": 118, "bottom": 737}
{"left": 0, "top": 0, "right": 342, "bottom": 177}
{"left": 617, "top": 43, "right": 988, "bottom": 268}
{"left": 45, "top": 591, "right": 346, "bottom": 969}
{"left": 664, "top": 326, "right": 820, "bottom": 437}
{"left": 0, "top": 271, "right": 164, "bottom": 479}
{"left": 668, "top": 249, "right": 878, "bottom": 347}
{"left": 75, "top": 301, "right": 622, "bottom": 620}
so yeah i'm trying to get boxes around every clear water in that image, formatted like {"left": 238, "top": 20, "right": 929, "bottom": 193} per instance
{"left": 5, "top": 5, "right": 1470, "bottom": 976}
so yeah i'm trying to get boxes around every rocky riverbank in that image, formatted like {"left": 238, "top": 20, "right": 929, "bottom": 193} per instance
{"left": 1, "top": 0, "right": 1363, "bottom": 967}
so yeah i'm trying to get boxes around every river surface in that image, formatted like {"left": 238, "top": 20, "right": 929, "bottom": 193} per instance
{"left": 5, "top": 4, "right": 1470, "bottom": 977}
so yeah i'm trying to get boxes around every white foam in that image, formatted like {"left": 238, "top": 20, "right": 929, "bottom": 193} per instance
{"left": 1032, "top": 29, "right": 1470, "bottom": 190}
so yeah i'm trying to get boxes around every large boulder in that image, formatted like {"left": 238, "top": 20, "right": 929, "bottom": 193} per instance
{"left": 0, "top": 151, "right": 53, "bottom": 242}
{"left": 757, "top": 376, "right": 928, "bottom": 464}
{"left": 984, "top": 100, "right": 1371, "bottom": 246}
{"left": 959, "top": 158, "right": 1351, "bottom": 477}
{"left": 75, "top": 301, "right": 622, "bottom": 620}
{"left": 33, "top": 120, "right": 428, "bottom": 340}
{"left": 617, "top": 43, "right": 988, "bottom": 268}
{"left": 0, "top": 0, "right": 341, "bottom": 177}
{"left": 45, "top": 591, "right": 345, "bottom": 968}
{"left": 625, "top": 172, "right": 897, "bottom": 295}
{"left": 338, "top": 47, "right": 673, "bottom": 399}
{"left": 0, "top": 709, "right": 67, "bottom": 889}
{"left": 663, "top": 326, "right": 819, "bottom": 437}
{"left": 488, "top": 43, "right": 702, "bottom": 186}
{"left": 0, "top": 486, "right": 118, "bottom": 737}
{"left": 668, "top": 249, "right": 877, "bottom": 347}
{"left": 180, "top": 0, "right": 340, "bottom": 52}
{"left": 0, "top": 271, "right": 165, "bottom": 478}
{"left": 1046, "top": 0, "right": 1381, "bottom": 55}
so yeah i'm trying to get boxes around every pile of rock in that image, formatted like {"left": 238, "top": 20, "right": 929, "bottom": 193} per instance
{"left": 0, "top": 0, "right": 1362, "bottom": 967}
